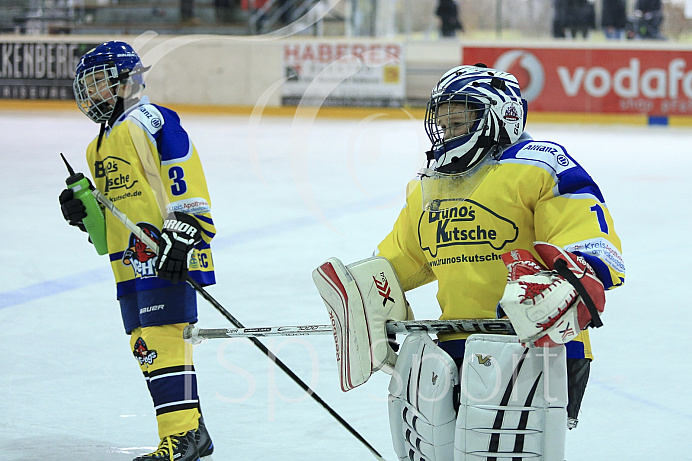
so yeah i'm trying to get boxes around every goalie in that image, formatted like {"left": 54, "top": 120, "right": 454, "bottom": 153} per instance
{"left": 314, "top": 64, "right": 624, "bottom": 460}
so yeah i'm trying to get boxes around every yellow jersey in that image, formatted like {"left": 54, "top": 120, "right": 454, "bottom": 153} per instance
{"left": 377, "top": 138, "right": 625, "bottom": 354}
{"left": 86, "top": 97, "right": 216, "bottom": 298}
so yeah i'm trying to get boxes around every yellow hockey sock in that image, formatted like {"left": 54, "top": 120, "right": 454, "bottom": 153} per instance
{"left": 130, "top": 323, "right": 200, "bottom": 438}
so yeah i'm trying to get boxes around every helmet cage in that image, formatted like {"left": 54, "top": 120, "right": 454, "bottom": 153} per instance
{"left": 73, "top": 63, "right": 122, "bottom": 124}
{"left": 72, "top": 41, "right": 145, "bottom": 124}
{"left": 424, "top": 92, "right": 491, "bottom": 168}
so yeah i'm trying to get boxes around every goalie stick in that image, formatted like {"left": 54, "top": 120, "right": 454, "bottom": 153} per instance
{"left": 91, "top": 188, "right": 387, "bottom": 461}
{"left": 184, "top": 319, "right": 515, "bottom": 343}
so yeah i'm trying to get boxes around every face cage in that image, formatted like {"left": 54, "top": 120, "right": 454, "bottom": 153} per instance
{"left": 424, "top": 94, "right": 490, "bottom": 156}
{"left": 73, "top": 64, "right": 121, "bottom": 124}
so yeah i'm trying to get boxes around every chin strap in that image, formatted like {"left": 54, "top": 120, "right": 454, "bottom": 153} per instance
{"left": 96, "top": 122, "right": 106, "bottom": 151}
{"left": 424, "top": 149, "right": 435, "bottom": 168}
{"left": 107, "top": 97, "right": 125, "bottom": 126}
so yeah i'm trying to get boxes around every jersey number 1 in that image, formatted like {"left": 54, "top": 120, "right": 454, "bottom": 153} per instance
{"left": 590, "top": 204, "right": 608, "bottom": 234}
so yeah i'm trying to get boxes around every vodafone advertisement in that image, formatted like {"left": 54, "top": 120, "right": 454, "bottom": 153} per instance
{"left": 463, "top": 46, "right": 692, "bottom": 116}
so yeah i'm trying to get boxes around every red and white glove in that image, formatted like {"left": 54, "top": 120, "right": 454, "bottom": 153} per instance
{"left": 498, "top": 242, "right": 605, "bottom": 347}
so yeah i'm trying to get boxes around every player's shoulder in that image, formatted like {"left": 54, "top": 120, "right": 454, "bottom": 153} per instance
{"left": 499, "top": 134, "right": 578, "bottom": 176}
{"left": 124, "top": 98, "right": 180, "bottom": 136}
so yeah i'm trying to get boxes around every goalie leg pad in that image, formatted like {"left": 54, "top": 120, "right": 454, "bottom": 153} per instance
{"left": 312, "top": 256, "right": 409, "bottom": 391}
{"left": 388, "top": 333, "right": 458, "bottom": 461}
{"left": 455, "top": 334, "right": 567, "bottom": 461}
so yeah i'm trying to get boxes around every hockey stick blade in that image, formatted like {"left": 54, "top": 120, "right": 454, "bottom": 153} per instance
{"left": 184, "top": 319, "right": 515, "bottom": 342}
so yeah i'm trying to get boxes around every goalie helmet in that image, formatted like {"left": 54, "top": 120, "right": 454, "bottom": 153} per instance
{"left": 73, "top": 41, "right": 146, "bottom": 124}
{"left": 424, "top": 64, "right": 527, "bottom": 174}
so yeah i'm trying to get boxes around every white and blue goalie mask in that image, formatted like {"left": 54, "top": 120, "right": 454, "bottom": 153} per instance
{"left": 420, "top": 65, "right": 527, "bottom": 211}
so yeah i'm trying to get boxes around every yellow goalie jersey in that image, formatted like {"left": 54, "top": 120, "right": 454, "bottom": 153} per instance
{"left": 86, "top": 96, "right": 216, "bottom": 299}
{"left": 377, "top": 139, "right": 625, "bottom": 352}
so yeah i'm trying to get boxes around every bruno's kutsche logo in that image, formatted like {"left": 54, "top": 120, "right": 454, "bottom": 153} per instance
{"left": 122, "top": 223, "right": 160, "bottom": 278}
{"left": 93, "top": 155, "right": 139, "bottom": 193}
{"left": 133, "top": 337, "right": 157, "bottom": 366}
{"left": 418, "top": 199, "right": 518, "bottom": 258}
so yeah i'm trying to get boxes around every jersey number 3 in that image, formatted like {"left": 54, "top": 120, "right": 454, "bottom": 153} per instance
{"left": 169, "top": 166, "right": 188, "bottom": 196}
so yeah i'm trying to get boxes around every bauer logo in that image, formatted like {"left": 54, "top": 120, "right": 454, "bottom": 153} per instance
{"left": 122, "top": 223, "right": 159, "bottom": 278}
{"left": 418, "top": 200, "right": 518, "bottom": 258}
{"left": 133, "top": 337, "right": 157, "bottom": 366}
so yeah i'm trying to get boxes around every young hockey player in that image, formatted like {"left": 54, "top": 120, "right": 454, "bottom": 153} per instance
{"left": 314, "top": 64, "right": 625, "bottom": 459}
{"left": 59, "top": 41, "right": 215, "bottom": 461}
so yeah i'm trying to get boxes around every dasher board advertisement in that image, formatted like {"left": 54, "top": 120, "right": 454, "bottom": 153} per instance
{"left": 463, "top": 46, "right": 692, "bottom": 116}
{"left": 282, "top": 41, "right": 405, "bottom": 108}
{"left": 0, "top": 42, "right": 97, "bottom": 100}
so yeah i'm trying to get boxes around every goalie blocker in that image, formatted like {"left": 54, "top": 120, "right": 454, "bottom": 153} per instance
{"left": 312, "top": 257, "right": 413, "bottom": 391}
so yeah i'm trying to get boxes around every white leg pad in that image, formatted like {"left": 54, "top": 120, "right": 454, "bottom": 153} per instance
{"left": 455, "top": 334, "right": 567, "bottom": 461}
{"left": 388, "top": 333, "right": 458, "bottom": 461}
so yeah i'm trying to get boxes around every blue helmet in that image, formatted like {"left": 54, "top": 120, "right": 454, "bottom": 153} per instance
{"left": 424, "top": 65, "right": 527, "bottom": 173}
{"left": 73, "top": 41, "right": 146, "bottom": 123}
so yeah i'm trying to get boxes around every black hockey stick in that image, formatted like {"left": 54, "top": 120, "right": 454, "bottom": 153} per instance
{"left": 91, "top": 188, "right": 387, "bottom": 460}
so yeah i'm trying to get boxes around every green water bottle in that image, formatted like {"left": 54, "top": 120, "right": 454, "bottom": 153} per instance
{"left": 61, "top": 153, "right": 108, "bottom": 255}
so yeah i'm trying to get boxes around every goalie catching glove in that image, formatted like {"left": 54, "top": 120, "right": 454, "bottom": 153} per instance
{"left": 156, "top": 212, "right": 202, "bottom": 284}
{"left": 498, "top": 241, "right": 605, "bottom": 347}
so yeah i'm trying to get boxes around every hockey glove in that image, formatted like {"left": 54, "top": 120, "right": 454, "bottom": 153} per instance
{"left": 156, "top": 212, "right": 202, "bottom": 284}
{"left": 59, "top": 188, "right": 87, "bottom": 232}
{"left": 498, "top": 242, "right": 605, "bottom": 347}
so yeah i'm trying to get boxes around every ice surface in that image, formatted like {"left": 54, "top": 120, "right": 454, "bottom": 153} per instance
{"left": 0, "top": 108, "right": 689, "bottom": 460}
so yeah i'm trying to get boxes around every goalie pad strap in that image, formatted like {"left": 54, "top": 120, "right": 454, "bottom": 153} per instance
{"left": 554, "top": 259, "right": 603, "bottom": 328}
